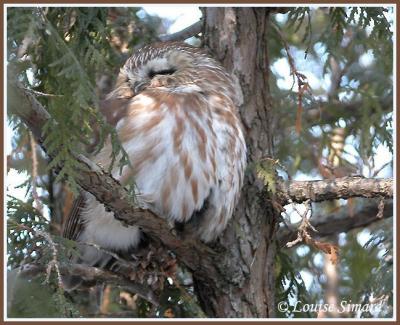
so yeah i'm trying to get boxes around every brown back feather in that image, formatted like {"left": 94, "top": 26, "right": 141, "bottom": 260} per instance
{"left": 62, "top": 194, "right": 85, "bottom": 241}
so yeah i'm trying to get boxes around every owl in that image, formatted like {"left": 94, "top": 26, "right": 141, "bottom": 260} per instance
{"left": 62, "top": 42, "right": 247, "bottom": 281}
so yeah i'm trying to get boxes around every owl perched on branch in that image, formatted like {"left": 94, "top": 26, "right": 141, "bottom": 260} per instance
{"left": 62, "top": 42, "right": 247, "bottom": 284}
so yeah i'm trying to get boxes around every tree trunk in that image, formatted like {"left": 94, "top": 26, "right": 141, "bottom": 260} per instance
{"left": 192, "top": 7, "right": 278, "bottom": 317}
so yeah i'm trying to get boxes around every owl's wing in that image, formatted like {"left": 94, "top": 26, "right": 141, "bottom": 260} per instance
{"left": 61, "top": 194, "right": 112, "bottom": 291}
{"left": 62, "top": 194, "right": 85, "bottom": 241}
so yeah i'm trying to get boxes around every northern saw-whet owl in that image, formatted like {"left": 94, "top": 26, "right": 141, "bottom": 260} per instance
{"left": 62, "top": 42, "right": 247, "bottom": 286}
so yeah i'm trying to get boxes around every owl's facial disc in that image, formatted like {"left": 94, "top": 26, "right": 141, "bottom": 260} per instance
{"left": 125, "top": 50, "right": 195, "bottom": 95}
{"left": 126, "top": 57, "right": 176, "bottom": 94}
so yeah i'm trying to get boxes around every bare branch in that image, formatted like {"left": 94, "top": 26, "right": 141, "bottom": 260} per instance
{"left": 278, "top": 200, "right": 393, "bottom": 246}
{"left": 159, "top": 20, "right": 202, "bottom": 42}
{"left": 8, "top": 67, "right": 51, "bottom": 142}
{"left": 277, "top": 176, "right": 393, "bottom": 205}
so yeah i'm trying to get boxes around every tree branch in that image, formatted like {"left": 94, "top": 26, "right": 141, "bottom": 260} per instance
{"left": 277, "top": 200, "right": 393, "bottom": 247}
{"left": 159, "top": 20, "right": 202, "bottom": 42}
{"left": 17, "top": 263, "right": 160, "bottom": 306}
{"left": 277, "top": 176, "right": 393, "bottom": 205}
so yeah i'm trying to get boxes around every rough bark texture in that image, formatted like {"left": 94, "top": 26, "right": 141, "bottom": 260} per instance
{"left": 199, "top": 8, "right": 278, "bottom": 317}
{"left": 277, "top": 176, "right": 393, "bottom": 204}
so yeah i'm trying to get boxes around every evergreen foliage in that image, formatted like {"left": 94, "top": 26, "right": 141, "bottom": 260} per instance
{"left": 270, "top": 7, "right": 393, "bottom": 176}
{"left": 7, "top": 7, "right": 161, "bottom": 194}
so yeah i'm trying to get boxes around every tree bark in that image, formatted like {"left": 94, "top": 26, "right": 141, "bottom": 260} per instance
{"left": 197, "top": 8, "right": 278, "bottom": 317}
{"left": 277, "top": 176, "right": 393, "bottom": 204}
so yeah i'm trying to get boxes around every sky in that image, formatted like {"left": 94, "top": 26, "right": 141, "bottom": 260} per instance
{"left": 140, "top": 5, "right": 202, "bottom": 34}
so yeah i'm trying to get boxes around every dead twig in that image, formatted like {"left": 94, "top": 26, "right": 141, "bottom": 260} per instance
{"left": 286, "top": 200, "right": 315, "bottom": 247}
{"left": 285, "top": 200, "right": 339, "bottom": 264}
{"left": 271, "top": 22, "right": 312, "bottom": 134}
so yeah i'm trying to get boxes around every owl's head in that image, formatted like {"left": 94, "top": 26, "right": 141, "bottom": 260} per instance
{"left": 109, "top": 42, "right": 207, "bottom": 99}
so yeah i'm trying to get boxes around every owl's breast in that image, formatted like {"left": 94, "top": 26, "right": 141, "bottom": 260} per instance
{"left": 96, "top": 82, "right": 246, "bottom": 240}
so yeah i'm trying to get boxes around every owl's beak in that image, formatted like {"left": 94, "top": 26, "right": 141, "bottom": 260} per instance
{"left": 133, "top": 81, "right": 149, "bottom": 94}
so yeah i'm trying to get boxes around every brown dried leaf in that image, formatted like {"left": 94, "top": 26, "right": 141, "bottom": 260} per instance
{"left": 377, "top": 198, "right": 385, "bottom": 219}
{"left": 305, "top": 237, "right": 339, "bottom": 265}
{"left": 295, "top": 99, "right": 303, "bottom": 134}
{"left": 164, "top": 308, "right": 174, "bottom": 318}
{"left": 347, "top": 197, "right": 355, "bottom": 217}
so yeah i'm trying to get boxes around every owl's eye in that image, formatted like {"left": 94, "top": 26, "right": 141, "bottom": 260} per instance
{"left": 148, "top": 68, "right": 176, "bottom": 79}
